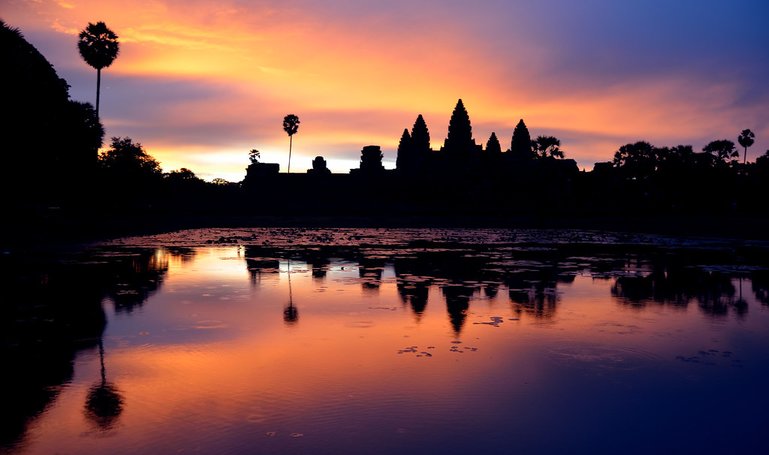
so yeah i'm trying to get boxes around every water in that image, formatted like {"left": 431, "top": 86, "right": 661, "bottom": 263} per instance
{"left": 2, "top": 228, "right": 769, "bottom": 454}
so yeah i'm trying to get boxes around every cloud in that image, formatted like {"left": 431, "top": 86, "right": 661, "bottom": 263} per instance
{"left": 4, "top": 0, "right": 769, "bottom": 179}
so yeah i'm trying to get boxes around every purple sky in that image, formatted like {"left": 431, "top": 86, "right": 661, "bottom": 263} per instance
{"left": 4, "top": 0, "right": 769, "bottom": 180}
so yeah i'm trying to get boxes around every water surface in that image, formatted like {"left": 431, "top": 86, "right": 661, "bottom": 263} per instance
{"left": 3, "top": 228, "right": 769, "bottom": 454}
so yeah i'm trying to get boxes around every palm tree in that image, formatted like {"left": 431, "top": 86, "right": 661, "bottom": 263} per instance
{"left": 737, "top": 129, "right": 755, "bottom": 164}
{"left": 78, "top": 22, "right": 119, "bottom": 119}
{"left": 282, "top": 114, "right": 300, "bottom": 173}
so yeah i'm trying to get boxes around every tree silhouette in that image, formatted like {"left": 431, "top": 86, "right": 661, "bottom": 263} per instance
{"left": 703, "top": 139, "right": 739, "bottom": 166}
{"left": 98, "top": 136, "right": 163, "bottom": 203}
{"left": 486, "top": 132, "right": 502, "bottom": 155}
{"left": 65, "top": 100, "right": 105, "bottom": 155}
{"left": 510, "top": 119, "right": 534, "bottom": 159}
{"left": 248, "top": 149, "right": 261, "bottom": 164}
{"left": 533, "top": 135, "right": 564, "bottom": 159}
{"left": 738, "top": 129, "right": 755, "bottom": 164}
{"left": 613, "top": 141, "right": 657, "bottom": 178}
{"left": 660, "top": 144, "right": 696, "bottom": 168}
{"left": 165, "top": 168, "right": 202, "bottom": 185}
{"left": 77, "top": 22, "right": 119, "bottom": 120}
{"left": 3, "top": 20, "right": 104, "bottom": 202}
{"left": 282, "top": 114, "right": 300, "bottom": 173}
{"left": 758, "top": 150, "right": 769, "bottom": 166}
{"left": 99, "top": 137, "right": 161, "bottom": 177}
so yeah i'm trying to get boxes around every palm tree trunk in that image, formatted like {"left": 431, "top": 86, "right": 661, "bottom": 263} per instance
{"left": 744, "top": 147, "right": 747, "bottom": 165}
{"left": 288, "top": 135, "right": 293, "bottom": 173}
{"left": 96, "top": 68, "right": 101, "bottom": 120}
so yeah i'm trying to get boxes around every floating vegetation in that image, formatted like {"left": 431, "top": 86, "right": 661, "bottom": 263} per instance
{"left": 397, "top": 345, "right": 434, "bottom": 357}
{"left": 675, "top": 349, "right": 741, "bottom": 367}
{"left": 473, "top": 316, "right": 504, "bottom": 327}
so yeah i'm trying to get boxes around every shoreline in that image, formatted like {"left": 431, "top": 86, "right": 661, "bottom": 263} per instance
{"left": 3, "top": 210, "right": 768, "bottom": 250}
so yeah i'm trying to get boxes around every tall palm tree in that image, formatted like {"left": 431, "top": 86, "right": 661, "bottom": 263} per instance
{"left": 737, "top": 129, "right": 755, "bottom": 164}
{"left": 282, "top": 114, "right": 300, "bottom": 173}
{"left": 78, "top": 22, "right": 119, "bottom": 119}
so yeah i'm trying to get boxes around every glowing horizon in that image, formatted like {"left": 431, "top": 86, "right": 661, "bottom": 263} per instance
{"left": 4, "top": 0, "right": 768, "bottom": 181}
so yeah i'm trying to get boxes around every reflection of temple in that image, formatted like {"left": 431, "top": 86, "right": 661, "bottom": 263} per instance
{"left": 358, "top": 256, "right": 385, "bottom": 291}
{"left": 505, "top": 266, "right": 569, "bottom": 319}
{"left": 442, "top": 284, "right": 473, "bottom": 334}
{"left": 309, "top": 255, "right": 330, "bottom": 280}
{"left": 509, "top": 287, "right": 559, "bottom": 319}
{"left": 610, "top": 264, "right": 746, "bottom": 317}
{"left": 244, "top": 246, "right": 289, "bottom": 287}
{"left": 239, "top": 244, "right": 768, "bottom": 333}
{"left": 396, "top": 277, "right": 431, "bottom": 320}
{"left": 393, "top": 250, "right": 570, "bottom": 331}
{"left": 245, "top": 256, "right": 280, "bottom": 286}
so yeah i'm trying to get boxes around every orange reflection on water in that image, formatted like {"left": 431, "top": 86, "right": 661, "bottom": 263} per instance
{"left": 16, "top": 246, "right": 769, "bottom": 454}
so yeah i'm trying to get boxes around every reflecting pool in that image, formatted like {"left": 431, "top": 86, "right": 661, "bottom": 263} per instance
{"left": 2, "top": 228, "right": 769, "bottom": 454}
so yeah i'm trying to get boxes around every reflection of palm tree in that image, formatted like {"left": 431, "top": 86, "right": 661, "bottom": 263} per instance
{"left": 77, "top": 22, "right": 119, "bottom": 119}
{"left": 282, "top": 114, "right": 300, "bottom": 173}
{"left": 734, "top": 277, "right": 748, "bottom": 316}
{"left": 283, "top": 259, "right": 298, "bottom": 324}
{"left": 84, "top": 339, "right": 123, "bottom": 430}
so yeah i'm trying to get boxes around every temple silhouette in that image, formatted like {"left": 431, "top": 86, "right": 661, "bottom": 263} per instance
{"left": 245, "top": 98, "right": 578, "bottom": 185}
{"left": 241, "top": 98, "right": 583, "bottom": 216}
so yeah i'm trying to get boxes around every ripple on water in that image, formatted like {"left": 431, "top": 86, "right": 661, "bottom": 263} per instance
{"left": 345, "top": 321, "right": 375, "bottom": 328}
{"left": 547, "top": 345, "right": 661, "bottom": 371}
{"left": 192, "top": 320, "right": 229, "bottom": 330}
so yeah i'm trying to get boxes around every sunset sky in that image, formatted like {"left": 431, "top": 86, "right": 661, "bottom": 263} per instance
{"left": 5, "top": 0, "right": 769, "bottom": 181}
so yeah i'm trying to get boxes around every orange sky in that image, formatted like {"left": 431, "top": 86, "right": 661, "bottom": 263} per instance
{"left": 4, "top": 0, "right": 768, "bottom": 181}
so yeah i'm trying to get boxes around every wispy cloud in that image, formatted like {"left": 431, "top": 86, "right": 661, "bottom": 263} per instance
{"left": 4, "top": 0, "right": 768, "bottom": 180}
